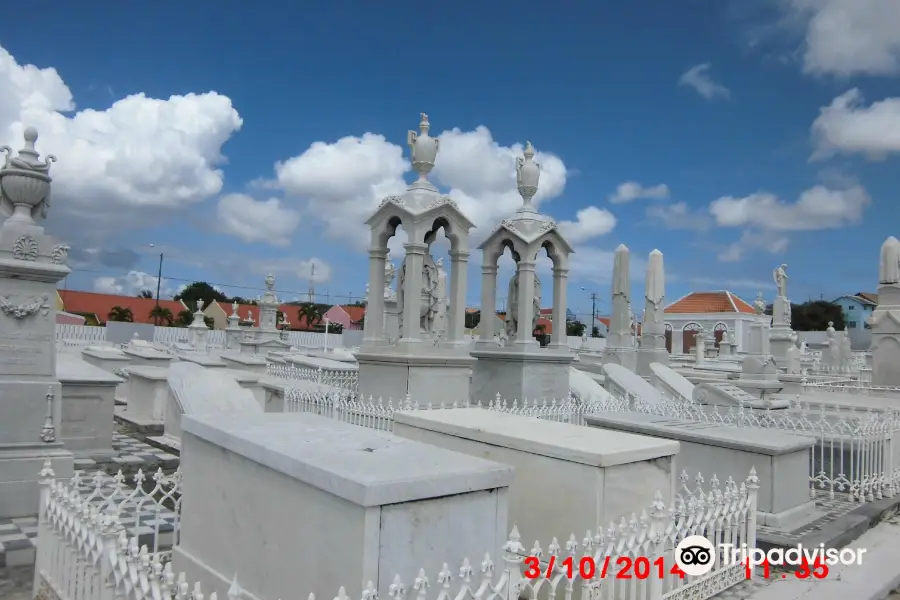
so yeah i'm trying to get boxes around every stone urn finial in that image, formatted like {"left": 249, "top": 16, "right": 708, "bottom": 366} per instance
{"left": 265, "top": 273, "right": 275, "bottom": 291}
{"left": 407, "top": 113, "right": 439, "bottom": 181}
{"left": 0, "top": 127, "right": 57, "bottom": 224}
{"left": 516, "top": 141, "right": 540, "bottom": 212}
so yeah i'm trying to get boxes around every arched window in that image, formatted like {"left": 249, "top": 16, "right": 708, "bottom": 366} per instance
{"left": 683, "top": 322, "right": 701, "bottom": 354}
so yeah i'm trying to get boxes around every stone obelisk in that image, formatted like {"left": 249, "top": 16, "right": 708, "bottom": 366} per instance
{"left": 601, "top": 244, "right": 637, "bottom": 370}
{"left": 0, "top": 128, "right": 74, "bottom": 517}
{"left": 869, "top": 237, "right": 900, "bottom": 386}
{"left": 636, "top": 249, "right": 669, "bottom": 376}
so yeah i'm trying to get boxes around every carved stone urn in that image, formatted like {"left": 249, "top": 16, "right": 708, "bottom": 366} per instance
{"left": 0, "top": 127, "right": 56, "bottom": 225}
{"left": 516, "top": 141, "right": 540, "bottom": 206}
{"left": 407, "top": 113, "right": 439, "bottom": 180}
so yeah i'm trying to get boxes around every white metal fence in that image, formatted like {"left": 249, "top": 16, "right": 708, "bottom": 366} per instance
{"left": 280, "top": 385, "right": 900, "bottom": 505}
{"left": 56, "top": 323, "right": 344, "bottom": 350}
{"left": 34, "top": 457, "right": 758, "bottom": 600}
{"left": 267, "top": 362, "right": 359, "bottom": 392}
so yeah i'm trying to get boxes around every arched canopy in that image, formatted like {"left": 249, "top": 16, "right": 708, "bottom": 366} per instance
{"left": 367, "top": 195, "right": 474, "bottom": 251}
{"left": 479, "top": 219, "right": 573, "bottom": 270}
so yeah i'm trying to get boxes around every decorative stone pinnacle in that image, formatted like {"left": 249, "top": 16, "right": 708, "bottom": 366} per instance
{"left": 515, "top": 141, "right": 540, "bottom": 213}
{"left": 407, "top": 112, "right": 439, "bottom": 182}
{"left": 265, "top": 273, "right": 275, "bottom": 291}
{"left": 0, "top": 127, "right": 57, "bottom": 225}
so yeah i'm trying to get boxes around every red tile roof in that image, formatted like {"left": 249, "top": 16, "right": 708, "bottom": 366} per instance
{"left": 340, "top": 305, "right": 366, "bottom": 323}
{"left": 665, "top": 291, "right": 755, "bottom": 314}
{"left": 58, "top": 290, "right": 187, "bottom": 325}
{"left": 856, "top": 292, "right": 878, "bottom": 305}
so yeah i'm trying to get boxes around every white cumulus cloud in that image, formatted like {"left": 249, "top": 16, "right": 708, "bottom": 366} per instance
{"left": 811, "top": 89, "right": 900, "bottom": 160}
{"left": 93, "top": 271, "right": 175, "bottom": 298}
{"left": 0, "top": 44, "right": 243, "bottom": 248}
{"left": 608, "top": 181, "right": 671, "bottom": 204}
{"left": 709, "top": 184, "right": 869, "bottom": 261}
{"left": 273, "top": 124, "right": 570, "bottom": 250}
{"left": 781, "top": 0, "right": 900, "bottom": 77}
{"left": 678, "top": 63, "right": 730, "bottom": 101}
{"left": 709, "top": 184, "right": 870, "bottom": 231}
{"left": 558, "top": 207, "right": 617, "bottom": 244}
{"left": 215, "top": 193, "right": 301, "bottom": 246}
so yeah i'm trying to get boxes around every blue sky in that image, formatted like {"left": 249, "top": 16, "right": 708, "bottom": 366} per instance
{"left": 1, "top": 0, "right": 898, "bottom": 322}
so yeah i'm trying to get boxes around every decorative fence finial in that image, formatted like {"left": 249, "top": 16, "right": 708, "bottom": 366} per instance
{"left": 40, "top": 386, "right": 55, "bottom": 443}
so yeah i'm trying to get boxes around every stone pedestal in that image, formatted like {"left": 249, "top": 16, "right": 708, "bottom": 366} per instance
{"left": 469, "top": 347, "right": 573, "bottom": 403}
{"left": 57, "top": 354, "right": 121, "bottom": 460}
{"left": 355, "top": 348, "right": 475, "bottom": 405}
{"left": 0, "top": 255, "right": 76, "bottom": 517}
{"left": 636, "top": 348, "right": 668, "bottom": 377}
{"left": 769, "top": 296, "right": 794, "bottom": 369}
{"left": 172, "top": 412, "right": 512, "bottom": 600}
{"left": 600, "top": 346, "right": 637, "bottom": 372}
{"left": 870, "top": 283, "right": 900, "bottom": 387}
{"left": 383, "top": 298, "right": 400, "bottom": 342}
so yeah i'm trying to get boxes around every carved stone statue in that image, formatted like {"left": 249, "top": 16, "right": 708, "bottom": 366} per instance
{"left": 265, "top": 273, "right": 275, "bottom": 291}
{"left": 384, "top": 251, "right": 397, "bottom": 300}
{"left": 773, "top": 264, "right": 788, "bottom": 298}
{"left": 880, "top": 237, "right": 900, "bottom": 284}
{"left": 195, "top": 299, "right": 205, "bottom": 312}
{"left": 397, "top": 252, "right": 440, "bottom": 337}
{"left": 753, "top": 292, "right": 766, "bottom": 316}
{"left": 433, "top": 258, "right": 449, "bottom": 339}
{"left": 505, "top": 269, "right": 542, "bottom": 341}
{"left": 231, "top": 301, "right": 238, "bottom": 316}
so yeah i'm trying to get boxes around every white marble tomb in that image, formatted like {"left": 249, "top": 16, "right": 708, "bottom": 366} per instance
{"left": 393, "top": 408, "right": 678, "bottom": 550}
{"left": 56, "top": 354, "right": 121, "bottom": 460}
{"left": 172, "top": 412, "right": 513, "bottom": 600}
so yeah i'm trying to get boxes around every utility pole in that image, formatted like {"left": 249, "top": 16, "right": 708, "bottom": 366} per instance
{"left": 149, "top": 244, "right": 164, "bottom": 325}
{"left": 589, "top": 293, "right": 598, "bottom": 337}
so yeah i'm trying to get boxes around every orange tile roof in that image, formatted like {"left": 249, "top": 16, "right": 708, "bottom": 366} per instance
{"left": 339, "top": 305, "right": 366, "bottom": 322}
{"left": 665, "top": 291, "right": 755, "bottom": 314}
{"left": 58, "top": 290, "right": 187, "bottom": 325}
{"left": 596, "top": 317, "right": 610, "bottom": 328}
{"left": 856, "top": 292, "right": 878, "bottom": 305}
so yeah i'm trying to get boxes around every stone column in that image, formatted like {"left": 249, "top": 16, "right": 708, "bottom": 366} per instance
{"left": 400, "top": 242, "right": 427, "bottom": 343}
{"left": 478, "top": 264, "right": 498, "bottom": 347}
{"left": 549, "top": 267, "right": 569, "bottom": 349}
{"left": 446, "top": 249, "right": 470, "bottom": 345}
{"left": 363, "top": 248, "right": 387, "bottom": 345}
{"left": 514, "top": 261, "right": 536, "bottom": 345}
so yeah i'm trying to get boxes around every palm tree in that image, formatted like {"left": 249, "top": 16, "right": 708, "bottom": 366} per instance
{"left": 148, "top": 306, "right": 174, "bottom": 326}
{"left": 176, "top": 310, "right": 194, "bottom": 327}
{"left": 107, "top": 306, "right": 134, "bottom": 323}
{"left": 137, "top": 290, "right": 154, "bottom": 299}
{"left": 297, "top": 303, "right": 322, "bottom": 329}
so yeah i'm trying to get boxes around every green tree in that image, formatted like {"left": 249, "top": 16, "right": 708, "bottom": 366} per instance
{"left": 464, "top": 310, "right": 481, "bottom": 330}
{"left": 790, "top": 301, "right": 845, "bottom": 331}
{"left": 149, "top": 306, "right": 174, "bottom": 326}
{"left": 137, "top": 290, "right": 154, "bottom": 299}
{"left": 592, "top": 326, "right": 601, "bottom": 338}
{"left": 327, "top": 322, "right": 344, "bottom": 334}
{"left": 107, "top": 306, "right": 134, "bottom": 323}
{"left": 297, "top": 303, "right": 323, "bottom": 328}
{"left": 174, "top": 282, "right": 228, "bottom": 311}
{"left": 566, "top": 320, "right": 586, "bottom": 337}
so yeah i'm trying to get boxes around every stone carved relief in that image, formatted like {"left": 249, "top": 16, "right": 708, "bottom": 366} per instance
{"left": 396, "top": 253, "right": 441, "bottom": 337}
{"left": 50, "top": 244, "right": 70, "bottom": 264}
{"left": 378, "top": 195, "right": 405, "bottom": 209}
{"left": 505, "top": 270, "right": 541, "bottom": 341}
{"left": 0, "top": 294, "right": 50, "bottom": 319}
{"left": 13, "top": 234, "right": 38, "bottom": 261}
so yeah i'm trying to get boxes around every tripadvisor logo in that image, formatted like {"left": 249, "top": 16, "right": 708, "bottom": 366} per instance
{"left": 675, "top": 536, "right": 715, "bottom": 577}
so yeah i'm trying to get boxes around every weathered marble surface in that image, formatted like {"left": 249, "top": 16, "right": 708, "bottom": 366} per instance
{"left": 393, "top": 408, "right": 677, "bottom": 551}
{"left": 173, "top": 412, "right": 512, "bottom": 600}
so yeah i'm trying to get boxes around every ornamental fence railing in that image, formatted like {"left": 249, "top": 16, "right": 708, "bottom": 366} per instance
{"left": 267, "top": 362, "right": 359, "bottom": 392}
{"left": 281, "top": 386, "right": 900, "bottom": 505}
{"left": 33, "top": 456, "right": 757, "bottom": 600}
